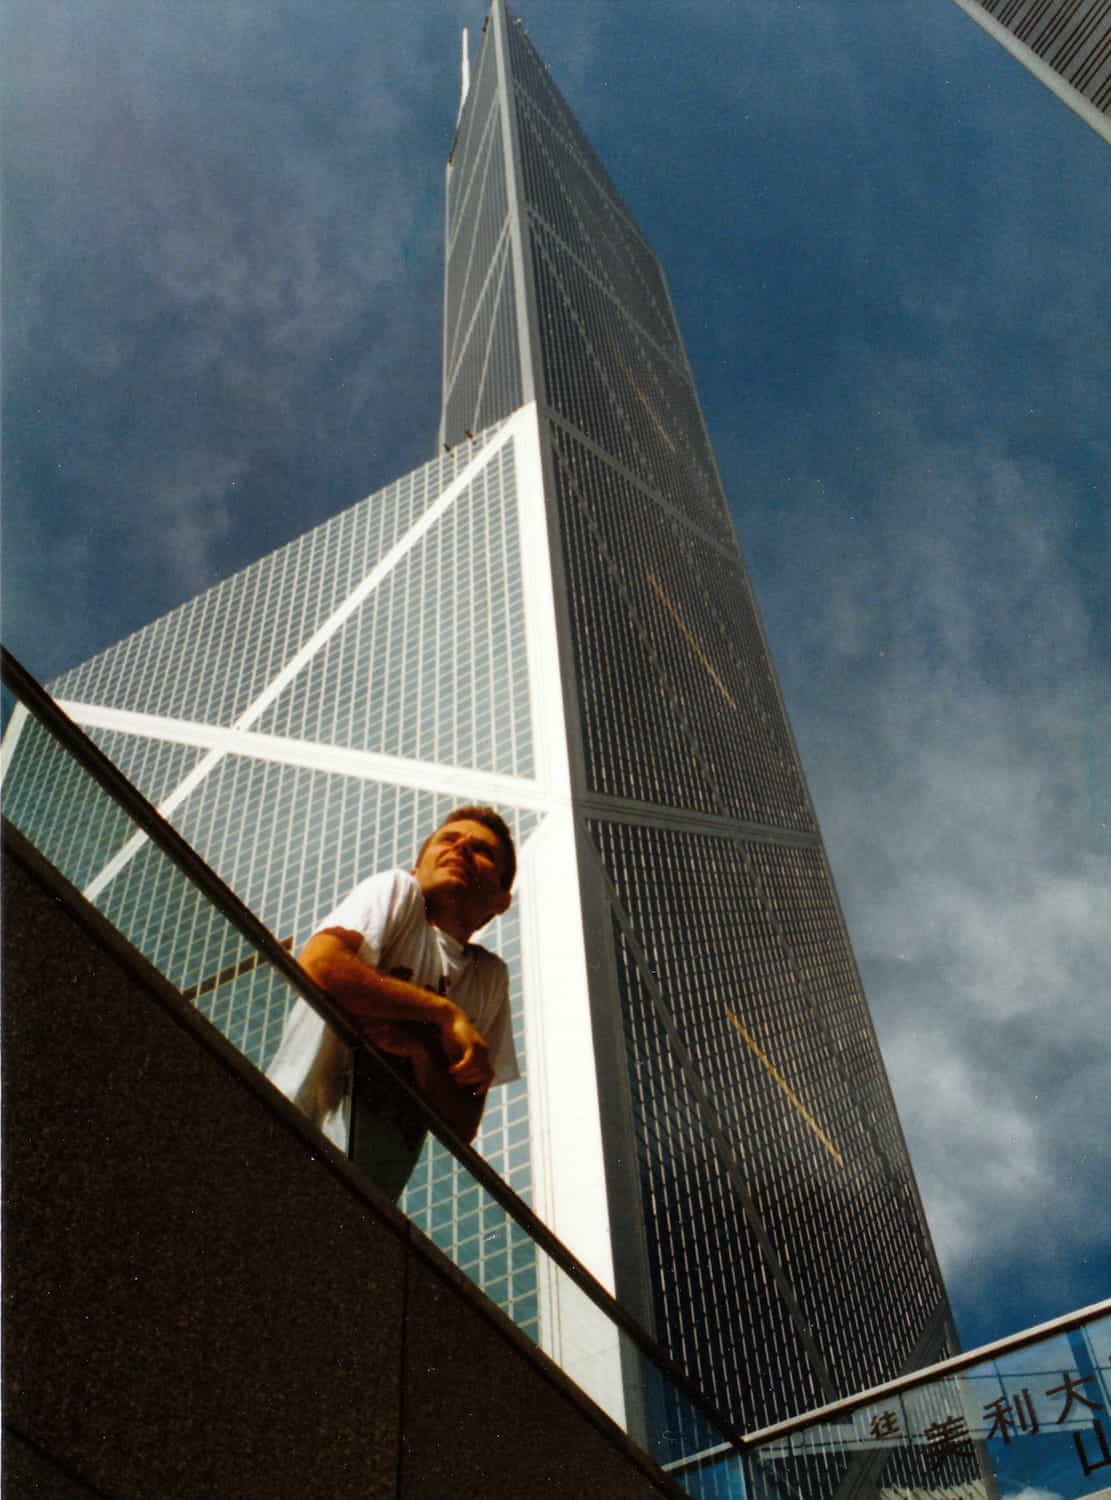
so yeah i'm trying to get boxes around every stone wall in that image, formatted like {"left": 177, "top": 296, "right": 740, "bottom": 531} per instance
{"left": 3, "top": 827, "right": 683, "bottom": 1499}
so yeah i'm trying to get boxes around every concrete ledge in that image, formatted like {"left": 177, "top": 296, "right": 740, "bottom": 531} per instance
{"left": 2, "top": 823, "right": 685, "bottom": 1498}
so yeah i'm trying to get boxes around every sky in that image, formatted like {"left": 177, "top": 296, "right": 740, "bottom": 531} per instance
{"left": 3, "top": 0, "right": 1108, "bottom": 1357}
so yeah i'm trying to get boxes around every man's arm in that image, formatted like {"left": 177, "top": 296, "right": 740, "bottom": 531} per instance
{"left": 298, "top": 928, "right": 494, "bottom": 1091}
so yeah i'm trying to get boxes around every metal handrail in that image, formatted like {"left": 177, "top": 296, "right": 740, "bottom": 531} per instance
{"left": 1, "top": 644, "right": 752, "bottom": 1460}
{"left": 743, "top": 1297, "right": 1111, "bottom": 1446}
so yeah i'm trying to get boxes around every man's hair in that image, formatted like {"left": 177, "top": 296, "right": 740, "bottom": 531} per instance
{"left": 418, "top": 806, "right": 517, "bottom": 889}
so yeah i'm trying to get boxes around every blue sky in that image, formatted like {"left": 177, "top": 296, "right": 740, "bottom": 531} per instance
{"left": 4, "top": 0, "right": 1108, "bottom": 1355}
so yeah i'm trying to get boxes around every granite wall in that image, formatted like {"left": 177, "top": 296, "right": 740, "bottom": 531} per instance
{"left": 3, "top": 826, "right": 684, "bottom": 1499}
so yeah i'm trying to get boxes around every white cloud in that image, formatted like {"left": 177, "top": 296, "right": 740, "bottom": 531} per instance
{"left": 772, "top": 398, "right": 1111, "bottom": 1329}
{"left": 140, "top": 452, "right": 245, "bottom": 596}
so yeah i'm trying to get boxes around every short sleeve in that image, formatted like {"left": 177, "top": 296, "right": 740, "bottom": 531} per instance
{"left": 265, "top": 869, "right": 415, "bottom": 1138}
{"left": 313, "top": 868, "right": 415, "bottom": 968}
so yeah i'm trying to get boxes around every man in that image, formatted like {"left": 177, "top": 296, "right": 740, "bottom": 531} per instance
{"left": 267, "top": 806, "right": 518, "bottom": 1199}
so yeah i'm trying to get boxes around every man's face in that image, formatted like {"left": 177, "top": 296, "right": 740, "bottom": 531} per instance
{"left": 412, "top": 818, "right": 512, "bottom": 930}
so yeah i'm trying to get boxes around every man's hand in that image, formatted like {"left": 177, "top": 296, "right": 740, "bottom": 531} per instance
{"left": 408, "top": 1045, "right": 489, "bottom": 1142}
{"left": 359, "top": 1006, "right": 492, "bottom": 1094}
{"left": 438, "top": 1007, "right": 494, "bottom": 1092}
{"left": 370, "top": 1018, "right": 491, "bottom": 1142}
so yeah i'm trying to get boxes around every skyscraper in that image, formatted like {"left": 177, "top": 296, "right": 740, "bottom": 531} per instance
{"left": 437, "top": 1, "right": 960, "bottom": 1430}
{"left": 6, "top": 0, "right": 956, "bottom": 1442}
{"left": 948, "top": 0, "right": 1111, "bottom": 142}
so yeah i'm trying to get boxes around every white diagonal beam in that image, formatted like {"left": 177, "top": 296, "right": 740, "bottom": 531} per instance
{"left": 58, "top": 703, "right": 556, "bottom": 815}
{"left": 80, "top": 425, "right": 512, "bottom": 902}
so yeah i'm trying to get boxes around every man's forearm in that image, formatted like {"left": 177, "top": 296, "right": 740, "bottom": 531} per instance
{"left": 301, "top": 932, "right": 453, "bottom": 1030}
{"left": 298, "top": 929, "right": 493, "bottom": 1091}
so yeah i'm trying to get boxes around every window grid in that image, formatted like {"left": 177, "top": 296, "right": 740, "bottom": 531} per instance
{"left": 248, "top": 442, "right": 531, "bottom": 778}
{"left": 50, "top": 435, "right": 503, "bottom": 730}
{"left": 593, "top": 817, "right": 949, "bottom": 1428}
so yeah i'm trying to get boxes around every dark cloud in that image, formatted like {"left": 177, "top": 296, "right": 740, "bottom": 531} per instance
{"left": 770, "top": 417, "right": 1110, "bottom": 1339}
{"left": 4, "top": 0, "right": 470, "bottom": 664}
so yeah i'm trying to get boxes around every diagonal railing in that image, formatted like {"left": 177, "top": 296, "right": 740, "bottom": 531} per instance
{"left": 0, "top": 644, "right": 749, "bottom": 1498}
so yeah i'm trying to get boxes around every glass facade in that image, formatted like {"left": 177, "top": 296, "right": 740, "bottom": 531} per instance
{"left": 595, "top": 819, "right": 950, "bottom": 1429}
{"left": 10, "top": 0, "right": 958, "bottom": 1459}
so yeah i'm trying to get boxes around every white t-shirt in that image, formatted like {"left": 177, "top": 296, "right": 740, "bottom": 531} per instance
{"left": 266, "top": 868, "right": 518, "bottom": 1153}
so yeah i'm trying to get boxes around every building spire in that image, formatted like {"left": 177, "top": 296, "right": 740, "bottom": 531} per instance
{"left": 457, "top": 28, "right": 471, "bottom": 125}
